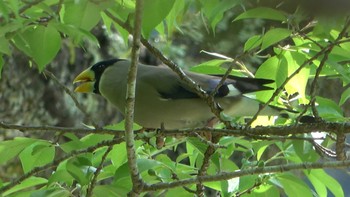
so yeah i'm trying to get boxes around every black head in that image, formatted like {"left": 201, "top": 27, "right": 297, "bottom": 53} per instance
{"left": 91, "top": 58, "right": 126, "bottom": 94}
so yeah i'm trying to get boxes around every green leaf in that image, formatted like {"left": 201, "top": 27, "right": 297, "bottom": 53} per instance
{"left": 167, "top": 187, "right": 196, "bottom": 197}
{"left": 30, "top": 187, "right": 71, "bottom": 197}
{"left": 48, "top": 169, "right": 74, "bottom": 186}
{"left": 244, "top": 35, "right": 262, "bottom": 52}
{"left": 66, "top": 155, "right": 94, "bottom": 186}
{"left": 339, "top": 87, "right": 350, "bottom": 106}
{"left": 201, "top": 0, "right": 240, "bottom": 32}
{"left": 186, "top": 141, "right": 199, "bottom": 167}
{"left": 305, "top": 169, "right": 344, "bottom": 197}
{"left": 94, "top": 185, "right": 129, "bottom": 197}
{"left": 255, "top": 56, "right": 286, "bottom": 103}
{"left": 316, "top": 96, "right": 344, "bottom": 121}
{"left": 19, "top": 141, "right": 55, "bottom": 173}
{"left": 0, "top": 1, "right": 10, "bottom": 22}
{"left": 326, "top": 60, "right": 350, "bottom": 84}
{"left": 3, "top": 176, "right": 47, "bottom": 196}
{"left": 142, "top": 0, "right": 175, "bottom": 38}
{"left": 165, "top": 0, "right": 186, "bottom": 34}
{"left": 239, "top": 175, "right": 258, "bottom": 191}
{"left": 187, "top": 137, "right": 208, "bottom": 155}
{"left": 250, "top": 184, "right": 280, "bottom": 197}
{"left": 137, "top": 158, "right": 163, "bottom": 173}
{"left": 0, "top": 55, "right": 3, "bottom": 79}
{"left": 101, "top": 11, "right": 113, "bottom": 33}
{"left": 261, "top": 28, "right": 292, "bottom": 50}
{"left": 190, "top": 59, "right": 232, "bottom": 74}
{"left": 53, "top": 22, "right": 99, "bottom": 45}
{"left": 234, "top": 7, "right": 287, "bottom": 22}
{"left": 63, "top": 1, "right": 101, "bottom": 31}
{"left": 0, "top": 37, "right": 10, "bottom": 55}
{"left": 60, "top": 133, "right": 113, "bottom": 153}
{"left": 0, "top": 137, "right": 39, "bottom": 164}
{"left": 284, "top": 51, "right": 309, "bottom": 103}
{"left": 291, "top": 137, "right": 319, "bottom": 162}
{"left": 0, "top": 21, "right": 23, "bottom": 37}
{"left": 276, "top": 173, "right": 313, "bottom": 197}
{"left": 13, "top": 24, "right": 61, "bottom": 71}
{"left": 109, "top": 143, "right": 128, "bottom": 168}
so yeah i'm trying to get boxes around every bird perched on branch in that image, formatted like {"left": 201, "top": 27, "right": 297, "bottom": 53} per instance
{"left": 73, "top": 58, "right": 282, "bottom": 129}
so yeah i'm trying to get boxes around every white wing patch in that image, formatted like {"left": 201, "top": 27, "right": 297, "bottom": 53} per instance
{"left": 227, "top": 84, "right": 242, "bottom": 97}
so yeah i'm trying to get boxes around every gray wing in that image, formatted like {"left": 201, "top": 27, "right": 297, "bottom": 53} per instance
{"left": 138, "top": 65, "right": 273, "bottom": 100}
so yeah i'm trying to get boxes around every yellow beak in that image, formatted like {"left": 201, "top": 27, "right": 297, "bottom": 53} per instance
{"left": 73, "top": 68, "right": 95, "bottom": 93}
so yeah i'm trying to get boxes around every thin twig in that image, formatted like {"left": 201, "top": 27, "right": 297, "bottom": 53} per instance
{"left": 309, "top": 47, "right": 332, "bottom": 118}
{"left": 86, "top": 143, "right": 115, "bottom": 197}
{"left": 234, "top": 178, "right": 265, "bottom": 197}
{"left": 0, "top": 121, "right": 119, "bottom": 135}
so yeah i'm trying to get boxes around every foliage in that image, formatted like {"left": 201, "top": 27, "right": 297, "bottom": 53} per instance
{"left": 0, "top": 0, "right": 350, "bottom": 196}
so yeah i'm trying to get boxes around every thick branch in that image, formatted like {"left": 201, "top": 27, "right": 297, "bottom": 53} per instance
{"left": 143, "top": 160, "right": 350, "bottom": 191}
{"left": 1, "top": 121, "right": 350, "bottom": 138}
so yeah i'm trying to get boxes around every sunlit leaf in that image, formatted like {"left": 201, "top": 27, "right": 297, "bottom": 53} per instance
{"left": 276, "top": 173, "right": 313, "bottom": 197}
{"left": 244, "top": 35, "right": 262, "bottom": 52}
{"left": 316, "top": 97, "right": 344, "bottom": 121}
{"left": 261, "top": 28, "right": 292, "bottom": 50}
{"left": 305, "top": 169, "right": 344, "bottom": 197}
{"left": 190, "top": 59, "right": 232, "bottom": 74}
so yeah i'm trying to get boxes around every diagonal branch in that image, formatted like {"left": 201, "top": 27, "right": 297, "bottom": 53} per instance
{"left": 86, "top": 143, "right": 114, "bottom": 197}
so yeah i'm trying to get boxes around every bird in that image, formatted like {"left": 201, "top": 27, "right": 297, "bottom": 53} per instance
{"left": 73, "top": 58, "right": 283, "bottom": 129}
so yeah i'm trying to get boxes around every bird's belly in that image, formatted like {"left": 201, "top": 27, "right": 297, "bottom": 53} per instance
{"left": 134, "top": 99, "right": 214, "bottom": 129}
